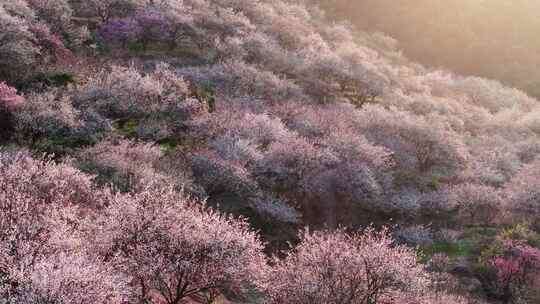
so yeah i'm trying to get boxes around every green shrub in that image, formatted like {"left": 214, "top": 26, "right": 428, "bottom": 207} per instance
{"left": 48, "top": 72, "right": 76, "bottom": 87}
{"left": 498, "top": 223, "right": 540, "bottom": 247}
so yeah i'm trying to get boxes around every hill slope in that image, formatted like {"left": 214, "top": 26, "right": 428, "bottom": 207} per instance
{"left": 1, "top": 0, "right": 540, "bottom": 303}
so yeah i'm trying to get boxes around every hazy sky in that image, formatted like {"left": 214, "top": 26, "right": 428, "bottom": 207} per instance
{"left": 318, "top": 0, "right": 540, "bottom": 97}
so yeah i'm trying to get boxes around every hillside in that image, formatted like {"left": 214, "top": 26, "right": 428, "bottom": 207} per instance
{"left": 1, "top": 0, "right": 540, "bottom": 303}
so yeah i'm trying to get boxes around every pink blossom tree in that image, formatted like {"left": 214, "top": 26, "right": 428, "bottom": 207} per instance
{"left": 449, "top": 183, "right": 503, "bottom": 225}
{"left": 29, "top": 23, "right": 72, "bottom": 61}
{"left": 504, "top": 159, "right": 540, "bottom": 223}
{"left": 0, "top": 151, "right": 124, "bottom": 303}
{"left": 26, "top": 0, "right": 73, "bottom": 34}
{"left": 90, "top": 186, "right": 268, "bottom": 304}
{"left": 259, "top": 227, "right": 429, "bottom": 304}
{"left": 0, "top": 4, "right": 40, "bottom": 81}
{"left": 0, "top": 2, "right": 75, "bottom": 81}
{"left": 76, "top": 63, "right": 195, "bottom": 118}
{"left": 3, "top": 253, "right": 127, "bottom": 304}
{"left": 98, "top": 15, "right": 143, "bottom": 46}
{"left": 0, "top": 82, "right": 24, "bottom": 109}
{"left": 356, "top": 105, "right": 469, "bottom": 188}
{"left": 81, "top": 0, "right": 146, "bottom": 23}
{"left": 0, "top": 151, "right": 106, "bottom": 281}
{"left": 75, "top": 139, "right": 176, "bottom": 192}
{"left": 388, "top": 292, "right": 468, "bottom": 304}
{"left": 491, "top": 240, "right": 540, "bottom": 303}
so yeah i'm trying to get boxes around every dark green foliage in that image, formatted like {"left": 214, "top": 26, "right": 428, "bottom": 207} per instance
{"left": 47, "top": 73, "right": 77, "bottom": 87}
{"left": 191, "top": 84, "right": 216, "bottom": 113}
{"left": 127, "top": 40, "right": 145, "bottom": 54}
{"left": 19, "top": 125, "right": 101, "bottom": 157}
{"left": 17, "top": 72, "right": 77, "bottom": 92}
{"left": 474, "top": 264, "right": 502, "bottom": 300}
{"left": 0, "top": 110, "right": 14, "bottom": 144}
{"left": 157, "top": 138, "right": 181, "bottom": 153}
{"left": 77, "top": 161, "right": 132, "bottom": 193}
{"left": 113, "top": 118, "right": 139, "bottom": 138}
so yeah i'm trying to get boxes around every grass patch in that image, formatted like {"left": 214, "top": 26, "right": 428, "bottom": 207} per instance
{"left": 420, "top": 241, "right": 473, "bottom": 260}
{"left": 462, "top": 226, "right": 498, "bottom": 240}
